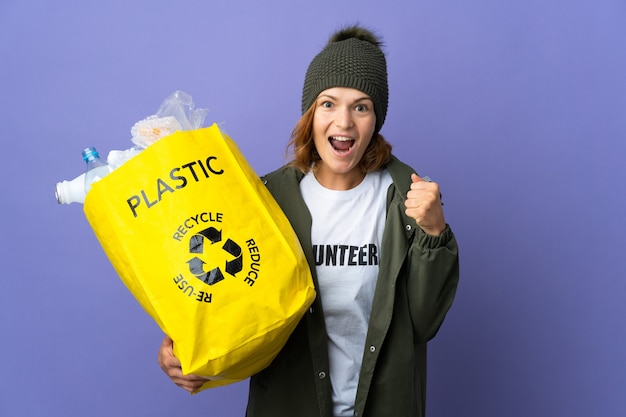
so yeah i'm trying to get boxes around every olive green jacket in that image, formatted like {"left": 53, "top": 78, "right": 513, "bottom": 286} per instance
{"left": 246, "top": 156, "right": 460, "bottom": 417}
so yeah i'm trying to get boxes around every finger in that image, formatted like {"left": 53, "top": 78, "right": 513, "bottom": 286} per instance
{"left": 411, "top": 173, "right": 434, "bottom": 183}
{"left": 176, "top": 376, "right": 208, "bottom": 393}
{"left": 410, "top": 174, "right": 437, "bottom": 191}
{"left": 159, "top": 335, "right": 175, "bottom": 360}
{"left": 159, "top": 336, "right": 182, "bottom": 370}
{"left": 161, "top": 335, "right": 173, "bottom": 351}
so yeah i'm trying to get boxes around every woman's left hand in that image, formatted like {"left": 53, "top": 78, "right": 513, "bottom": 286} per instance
{"left": 405, "top": 173, "right": 446, "bottom": 236}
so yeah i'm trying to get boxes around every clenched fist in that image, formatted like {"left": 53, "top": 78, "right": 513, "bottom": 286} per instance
{"left": 404, "top": 174, "right": 446, "bottom": 236}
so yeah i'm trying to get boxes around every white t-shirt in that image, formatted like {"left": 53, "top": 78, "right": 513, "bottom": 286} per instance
{"left": 300, "top": 169, "right": 392, "bottom": 417}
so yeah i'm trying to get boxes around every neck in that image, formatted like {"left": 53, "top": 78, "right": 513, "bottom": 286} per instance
{"left": 312, "top": 168, "right": 366, "bottom": 190}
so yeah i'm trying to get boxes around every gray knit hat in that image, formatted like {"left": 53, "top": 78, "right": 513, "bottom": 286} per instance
{"left": 301, "top": 26, "right": 389, "bottom": 134}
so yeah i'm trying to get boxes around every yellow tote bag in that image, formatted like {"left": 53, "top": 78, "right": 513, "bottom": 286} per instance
{"left": 84, "top": 124, "right": 315, "bottom": 391}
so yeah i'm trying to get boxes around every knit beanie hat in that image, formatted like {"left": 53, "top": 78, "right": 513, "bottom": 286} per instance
{"left": 301, "top": 26, "right": 389, "bottom": 134}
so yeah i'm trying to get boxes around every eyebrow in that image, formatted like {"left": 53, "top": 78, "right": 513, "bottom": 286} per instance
{"left": 318, "top": 94, "right": 373, "bottom": 104}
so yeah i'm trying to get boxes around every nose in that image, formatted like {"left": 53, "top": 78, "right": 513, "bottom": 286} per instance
{"left": 335, "top": 107, "right": 354, "bottom": 129}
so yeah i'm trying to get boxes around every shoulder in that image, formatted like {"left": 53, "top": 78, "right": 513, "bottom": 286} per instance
{"left": 384, "top": 154, "right": 416, "bottom": 193}
{"left": 261, "top": 164, "right": 305, "bottom": 203}
{"left": 261, "top": 164, "right": 303, "bottom": 187}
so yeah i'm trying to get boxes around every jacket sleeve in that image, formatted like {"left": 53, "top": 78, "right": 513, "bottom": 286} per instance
{"left": 407, "top": 224, "right": 460, "bottom": 343}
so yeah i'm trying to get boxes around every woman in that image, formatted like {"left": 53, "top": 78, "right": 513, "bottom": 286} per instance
{"left": 159, "top": 25, "right": 459, "bottom": 417}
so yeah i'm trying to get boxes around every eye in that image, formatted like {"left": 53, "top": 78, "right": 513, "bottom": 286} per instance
{"left": 321, "top": 101, "right": 333, "bottom": 109}
{"left": 355, "top": 103, "right": 369, "bottom": 112}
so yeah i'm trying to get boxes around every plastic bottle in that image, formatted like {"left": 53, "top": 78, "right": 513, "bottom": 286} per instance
{"left": 55, "top": 147, "right": 111, "bottom": 204}
{"left": 82, "top": 147, "right": 111, "bottom": 192}
{"left": 55, "top": 173, "right": 87, "bottom": 204}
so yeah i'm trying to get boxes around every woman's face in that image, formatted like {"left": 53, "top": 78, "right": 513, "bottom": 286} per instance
{"left": 311, "top": 87, "right": 376, "bottom": 190}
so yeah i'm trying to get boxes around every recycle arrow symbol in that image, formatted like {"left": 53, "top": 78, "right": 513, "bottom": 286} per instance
{"left": 187, "top": 226, "right": 225, "bottom": 285}
{"left": 189, "top": 227, "right": 222, "bottom": 254}
{"left": 186, "top": 256, "right": 224, "bottom": 286}
{"left": 222, "top": 238, "right": 243, "bottom": 276}
{"left": 186, "top": 227, "right": 243, "bottom": 286}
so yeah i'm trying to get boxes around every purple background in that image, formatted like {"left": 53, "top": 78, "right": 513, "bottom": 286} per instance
{"left": 1, "top": 1, "right": 625, "bottom": 416}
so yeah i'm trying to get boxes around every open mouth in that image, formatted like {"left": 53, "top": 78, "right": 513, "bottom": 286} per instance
{"left": 329, "top": 136, "right": 355, "bottom": 152}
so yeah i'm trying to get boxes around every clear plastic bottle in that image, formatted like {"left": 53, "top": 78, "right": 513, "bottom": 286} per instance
{"left": 82, "top": 147, "right": 110, "bottom": 193}
{"left": 55, "top": 147, "right": 111, "bottom": 204}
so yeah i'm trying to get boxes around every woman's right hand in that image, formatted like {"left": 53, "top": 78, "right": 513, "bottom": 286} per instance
{"left": 158, "top": 335, "right": 208, "bottom": 393}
